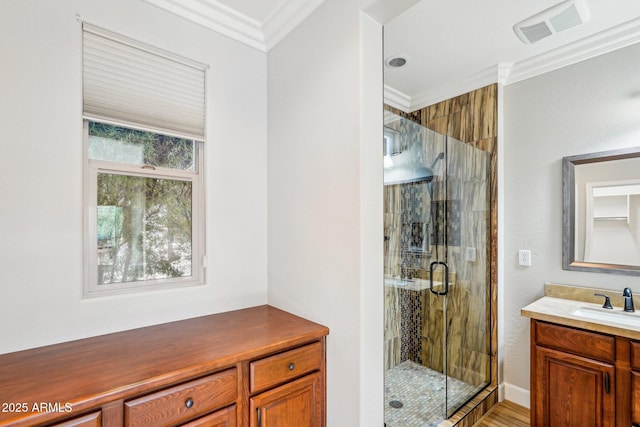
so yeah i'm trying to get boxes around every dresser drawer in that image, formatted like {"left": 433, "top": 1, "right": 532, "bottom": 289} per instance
{"left": 50, "top": 411, "right": 101, "bottom": 427}
{"left": 534, "top": 321, "right": 615, "bottom": 362}
{"left": 181, "top": 405, "right": 236, "bottom": 427}
{"left": 250, "top": 342, "right": 323, "bottom": 394}
{"left": 125, "top": 369, "right": 237, "bottom": 427}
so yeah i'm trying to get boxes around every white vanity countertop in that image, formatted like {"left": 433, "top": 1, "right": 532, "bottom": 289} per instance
{"left": 522, "top": 295, "right": 640, "bottom": 340}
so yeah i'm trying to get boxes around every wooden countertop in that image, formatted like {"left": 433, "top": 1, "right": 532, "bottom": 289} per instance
{"left": 0, "top": 305, "right": 329, "bottom": 426}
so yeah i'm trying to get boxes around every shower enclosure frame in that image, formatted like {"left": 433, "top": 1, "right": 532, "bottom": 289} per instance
{"left": 383, "top": 84, "right": 499, "bottom": 426}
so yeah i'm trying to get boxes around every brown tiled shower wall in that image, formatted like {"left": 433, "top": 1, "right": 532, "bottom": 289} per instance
{"left": 384, "top": 84, "right": 498, "bottom": 393}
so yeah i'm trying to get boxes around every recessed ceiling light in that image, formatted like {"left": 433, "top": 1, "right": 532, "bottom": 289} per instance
{"left": 385, "top": 55, "right": 409, "bottom": 68}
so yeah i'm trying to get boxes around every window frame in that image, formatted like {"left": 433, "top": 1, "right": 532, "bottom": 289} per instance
{"left": 83, "top": 120, "right": 206, "bottom": 297}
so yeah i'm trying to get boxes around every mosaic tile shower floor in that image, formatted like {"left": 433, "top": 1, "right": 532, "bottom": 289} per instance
{"left": 384, "top": 360, "right": 484, "bottom": 427}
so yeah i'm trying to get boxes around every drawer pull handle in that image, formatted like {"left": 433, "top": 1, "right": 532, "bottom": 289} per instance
{"left": 604, "top": 373, "right": 610, "bottom": 394}
{"left": 185, "top": 397, "right": 194, "bottom": 409}
{"left": 288, "top": 362, "right": 295, "bottom": 371}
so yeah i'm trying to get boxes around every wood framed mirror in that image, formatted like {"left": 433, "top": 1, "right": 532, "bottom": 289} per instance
{"left": 563, "top": 146, "right": 640, "bottom": 275}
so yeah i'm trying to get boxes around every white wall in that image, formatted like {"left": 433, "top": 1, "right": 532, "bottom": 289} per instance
{"left": 266, "top": 0, "right": 387, "bottom": 425}
{"left": 503, "top": 42, "right": 640, "bottom": 406}
{"left": 0, "top": 0, "right": 268, "bottom": 354}
{"left": 266, "top": 1, "right": 362, "bottom": 425}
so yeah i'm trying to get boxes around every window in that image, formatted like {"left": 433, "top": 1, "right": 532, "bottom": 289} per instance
{"left": 86, "top": 122, "right": 204, "bottom": 294}
{"left": 82, "top": 23, "right": 206, "bottom": 296}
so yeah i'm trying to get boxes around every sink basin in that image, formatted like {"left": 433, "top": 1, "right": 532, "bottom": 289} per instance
{"left": 572, "top": 306, "right": 640, "bottom": 328}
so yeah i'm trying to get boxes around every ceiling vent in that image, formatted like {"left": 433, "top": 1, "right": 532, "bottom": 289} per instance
{"left": 513, "top": 0, "right": 591, "bottom": 44}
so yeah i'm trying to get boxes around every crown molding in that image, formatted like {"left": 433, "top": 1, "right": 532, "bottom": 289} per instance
{"left": 263, "top": 0, "right": 326, "bottom": 51}
{"left": 142, "top": 0, "right": 326, "bottom": 52}
{"left": 142, "top": 0, "right": 265, "bottom": 50}
{"left": 386, "top": 17, "right": 640, "bottom": 113}
{"left": 385, "top": 65, "right": 507, "bottom": 113}
{"left": 383, "top": 84, "right": 412, "bottom": 111}
{"left": 384, "top": 66, "right": 500, "bottom": 113}
{"left": 409, "top": 65, "right": 503, "bottom": 112}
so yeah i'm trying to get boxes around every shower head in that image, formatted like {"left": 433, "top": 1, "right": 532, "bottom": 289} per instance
{"left": 430, "top": 152, "right": 444, "bottom": 169}
{"left": 414, "top": 153, "right": 445, "bottom": 184}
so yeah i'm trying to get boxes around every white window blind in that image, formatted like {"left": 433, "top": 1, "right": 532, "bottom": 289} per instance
{"left": 82, "top": 23, "right": 206, "bottom": 141}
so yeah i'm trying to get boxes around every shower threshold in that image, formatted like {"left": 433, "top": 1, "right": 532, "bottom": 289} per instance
{"left": 384, "top": 360, "right": 486, "bottom": 427}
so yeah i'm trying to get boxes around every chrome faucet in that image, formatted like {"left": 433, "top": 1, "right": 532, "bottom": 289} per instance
{"left": 623, "top": 288, "right": 635, "bottom": 312}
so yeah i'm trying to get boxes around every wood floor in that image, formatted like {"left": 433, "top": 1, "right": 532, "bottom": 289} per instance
{"left": 473, "top": 401, "right": 530, "bottom": 427}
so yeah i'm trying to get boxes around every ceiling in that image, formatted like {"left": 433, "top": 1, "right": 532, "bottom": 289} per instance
{"left": 143, "top": 0, "right": 640, "bottom": 112}
{"left": 384, "top": 0, "right": 640, "bottom": 111}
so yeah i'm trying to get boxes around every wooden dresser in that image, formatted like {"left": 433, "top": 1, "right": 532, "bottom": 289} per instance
{"left": 0, "top": 305, "right": 329, "bottom": 427}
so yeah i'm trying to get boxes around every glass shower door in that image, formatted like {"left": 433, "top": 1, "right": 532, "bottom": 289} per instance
{"left": 383, "top": 111, "right": 491, "bottom": 426}
{"left": 442, "top": 136, "right": 491, "bottom": 418}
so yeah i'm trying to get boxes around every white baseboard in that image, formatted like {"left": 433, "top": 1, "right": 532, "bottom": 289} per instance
{"left": 502, "top": 382, "right": 530, "bottom": 408}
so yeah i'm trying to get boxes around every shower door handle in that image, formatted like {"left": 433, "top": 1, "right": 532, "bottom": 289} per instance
{"left": 429, "top": 261, "right": 449, "bottom": 296}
